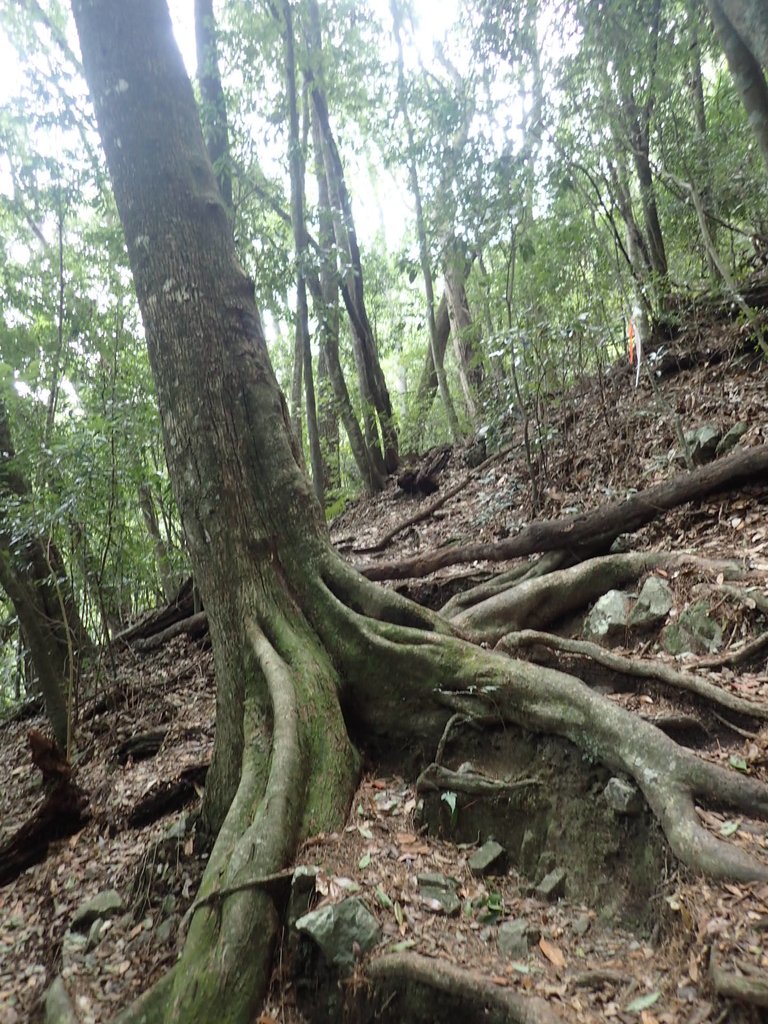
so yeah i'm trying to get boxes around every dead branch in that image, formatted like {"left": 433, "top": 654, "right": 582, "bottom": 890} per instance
{"left": 354, "top": 474, "right": 471, "bottom": 554}
{"left": 361, "top": 443, "right": 768, "bottom": 581}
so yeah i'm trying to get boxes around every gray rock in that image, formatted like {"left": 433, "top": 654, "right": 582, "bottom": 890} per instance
{"left": 715, "top": 422, "right": 748, "bottom": 457}
{"left": 629, "top": 577, "right": 673, "bottom": 630}
{"left": 468, "top": 840, "right": 506, "bottom": 876}
{"left": 71, "top": 890, "right": 124, "bottom": 932}
{"left": 685, "top": 423, "right": 722, "bottom": 466}
{"left": 572, "top": 914, "right": 592, "bottom": 936}
{"left": 154, "top": 916, "right": 176, "bottom": 946}
{"left": 662, "top": 602, "right": 722, "bottom": 656}
{"left": 498, "top": 918, "right": 530, "bottom": 959}
{"left": 604, "top": 777, "right": 643, "bottom": 816}
{"left": 535, "top": 868, "right": 567, "bottom": 901}
{"left": 85, "top": 919, "right": 103, "bottom": 952}
{"left": 583, "top": 590, "right": 630, "bottom": 639}
{"left": 295, "top": 897, "right": 381, "bottom": 968}
{"left": 287, "top": 865, "right": 320, "bottom": 929}
{"left": 43, "top": 977, "right": 78, "bottom": 1024}
{"left": 416, "top": 872, "right": 457, "bottom": 891}
{"left": 60, "top": 931, "right": 87, "bottom": 970}
{"left": 419, "top": 886, "right": 461, "bottom": 916}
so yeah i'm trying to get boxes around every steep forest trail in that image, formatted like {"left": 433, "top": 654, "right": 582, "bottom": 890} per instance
{"left": 1, "top": 306, "right": 767, "bottom": 1023}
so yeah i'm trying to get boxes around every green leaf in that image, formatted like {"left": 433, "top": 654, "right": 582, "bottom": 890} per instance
{"left": 729, "top": 756, "right": 749, "bottom": 773}
{"left": 358, "top": 852, "right": 371, "bottom": 870}
{"left": 625, "top": 991, "right": 660, "bottom": 1012}
{"left": 375, "top": 886, "right": 392, "bottom": 910}
{"left": 719, "top": 819, "right": 740, "bottom": 837}
{"left": 388, "top": 939, "right": 415, "bottom": 953}
{"left": 440, "top": 790, "right": 457, "bottom": 814}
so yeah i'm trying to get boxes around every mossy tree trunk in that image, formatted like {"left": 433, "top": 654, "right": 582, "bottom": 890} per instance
{"left": 0, "top": 399, "right": 90, "bottom": 750}
{"left": 71, "top": 3, "right": 768, "bottom": 1022}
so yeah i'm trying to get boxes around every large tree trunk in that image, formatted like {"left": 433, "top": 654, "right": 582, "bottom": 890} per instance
{"left": 714, "top": 0, "right": 768, "bottom": 68}
{"left": 71, "top": 3, "right": 768, "bottom": 1022}
{"left": 0, "top": 400, "right": 90, "bottom": 749}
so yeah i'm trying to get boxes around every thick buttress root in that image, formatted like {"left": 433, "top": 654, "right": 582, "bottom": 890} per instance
{"left": 116, "top": 614, "right": 359, "bottom": 1024}
{"left": 312, "top": 561, "right": 768, "bottom": 883}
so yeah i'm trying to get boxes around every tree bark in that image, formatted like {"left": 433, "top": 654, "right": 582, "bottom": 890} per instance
{"left": 194, "top": 0, "right": 233, "bottom": 210}
{"left": 309, "top": 105, "right": 385, "bottom": 493}
{"left": 713, "top": 0, "right": 768, "bottom": 68}
{"left": 707, "top": 0, "right": 768, "bottom": 175}
{"left": 0, "top": 401, "right": 90, "bottom": 749}
{"left": 280, "top": 0, "right": 323, "bottom": 503}
{"left": 391, "top": 5, "right": 462, "bottom": 443}
{"left": 137, "top": 483, "right": 176, "bottom": 602}
{"left": 304, "top": 0, "right": 398, "bottom": 473}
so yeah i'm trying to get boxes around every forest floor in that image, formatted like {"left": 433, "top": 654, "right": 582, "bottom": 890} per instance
{"left": 1, "top": 306, "right": 767, "bottom": 1024}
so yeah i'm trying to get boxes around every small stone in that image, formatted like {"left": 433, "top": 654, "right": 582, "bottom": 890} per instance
{"left": 685, "top": 424, "right": 722, "bottom": 466}
{"left": 287, "top": 865, "right": 320, "bottom": 929}
{"left": 498, "top": 918, "right": 530, "bottom": 959}
{"left": 60, "top": 932, "right": 87, "bottom": 970}
{"left": 583, "top": 591, "right": 630, "bottom": 640}
{"left": 468, "top": 840, "right": 505, "bottom": 876}
{"left": 535, "top": 868, "right": 566, "bottom": 901}
{"left": 629, "top": 577, "right": 673, "bottom": 630}
{"left": 154, "top": 917, "right": 176, "bottom": 946}
{"left": 715, "top": 422, "right": 748, "bottom": 457}
{"left": 572, "top": 914, "right": 592, "bottom": 936}
{"left": 85, "top": 919, "right": 103, "bottom": 952}
{"left": 71, "top": 890, "right": 124, "bottom": 932}
{"left": 416, "top": 872, "right": 457, "bottom": 891}
{"left": 43, "top": 977, "right": 77, "bottom": 1024}
{"left": 604, "top": 777, "right": 643, "bottom": 816}
{"left": 419, "top": 886, "right": 461, "bottom": 916}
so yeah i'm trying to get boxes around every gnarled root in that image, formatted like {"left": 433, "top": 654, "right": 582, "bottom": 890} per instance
{"left": 313, "top": 565, "right": 768, "bottom": 883}
{"left": 366, "top": 952, "right": 565, "bottom": 1023}
{"left": 500, "top": 629, "right": 768, "bottom": 723}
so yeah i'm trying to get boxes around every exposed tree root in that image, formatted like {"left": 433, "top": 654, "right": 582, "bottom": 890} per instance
{"left": 313, "top": 570, "right": 768, "bottom": 882}
{"left": 696, "top": 629, "right": 768, "bottom": 669}
{"left": 450, "top": 551, "right": 746, "bottom": 641}
{"left": 366, "top": 951, "right": 565, "bottom": 1023}
{"left": 439, "top": 551, "right": 570, "bottom": 619}
{"left": 361, "top": 443, "right": 768, "bottom": 581}
{"left": 116, "top": 614, "right": 359, "bottom": 1024}
{"left": 499, "top": 630, "right": 768, "bottom": 722}
{"left": 710, "top": 948, "right": 768, "bottom": 1008}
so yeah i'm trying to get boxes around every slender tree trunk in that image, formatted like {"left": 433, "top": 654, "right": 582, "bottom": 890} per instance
{"left": 391, "top": 8, "right": 462, "bottom": 443}
{"left": 280, "top": 0, "right": 323, "bottom": 502}
{"left": 194, "top": 0, "right": 233, "bottom": 209}
{"left": 413, "top": 292, "right": 452, "bottom": 426}
{"left": 443, "top": 244, "right": 483, "bottom": 424}
{"left": 304, "top": 0, "right": 398, "bottom": 473}
{"left": 687, "top": 19, "right": 722, "bottom": 282}
{"left": 309, "top": 109, "right": 385, "bottom": 493}
{"left": 0, "top": 401, "right": 90, "bottom": 749}
{"left": 707, "top": 0, "right": 768, "bottom": 175}
{"left": 138, "top": 483, "right": 176, "bottom": 601}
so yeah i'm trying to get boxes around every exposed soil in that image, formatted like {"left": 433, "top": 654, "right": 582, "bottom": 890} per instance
{"left": 1, "top": 312, "right": 767, "bottom": 1023}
